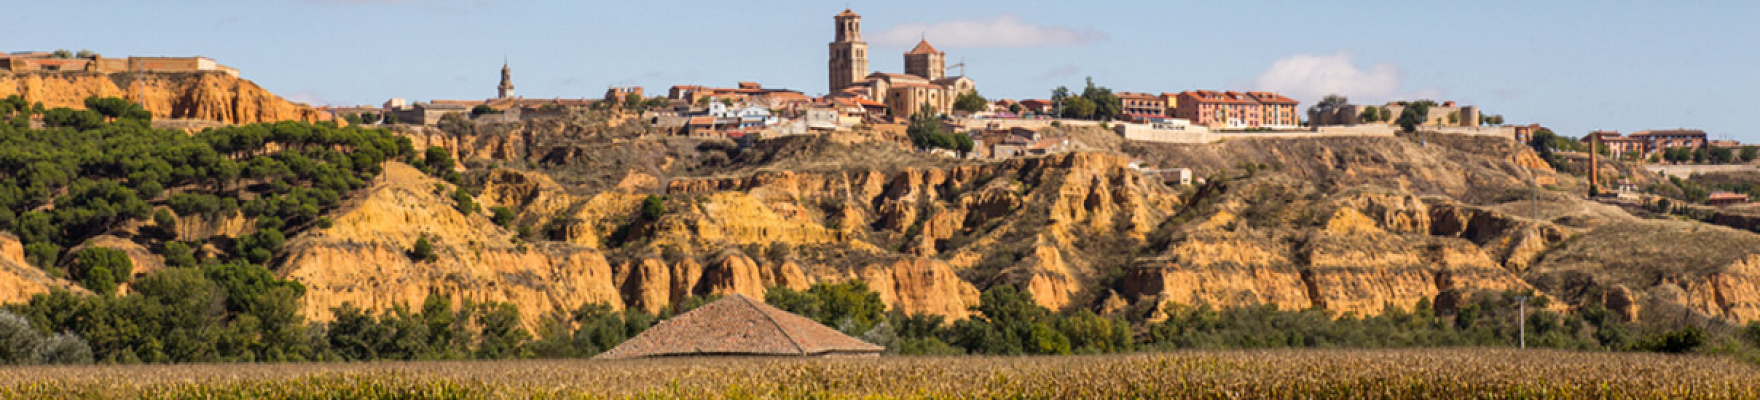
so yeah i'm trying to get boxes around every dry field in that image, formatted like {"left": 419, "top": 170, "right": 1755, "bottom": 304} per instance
{"left": 2, "top": 349, "right": 1756, "bottom": 399}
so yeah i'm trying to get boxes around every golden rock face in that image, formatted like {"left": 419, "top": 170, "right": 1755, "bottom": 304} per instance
{"left": 0, "top": 71, "right": 323, "bottom": 124}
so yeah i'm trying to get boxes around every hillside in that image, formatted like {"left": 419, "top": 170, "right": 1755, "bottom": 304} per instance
{"left": 6, "top": 103, "right": 1760, "bottom": 362}
{"left": 0, "top": 71, "right": 323, "bottom": 124}
{"left": 248, "top": 115, "right": 1760, "bottom": 328}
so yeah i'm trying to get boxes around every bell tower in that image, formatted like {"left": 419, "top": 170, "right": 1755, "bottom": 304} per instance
{"left": 497, "top": 62, "right": 515, "bottom": 99}
{"left": 828, "top": 9, "right": 868, "bottom": 94}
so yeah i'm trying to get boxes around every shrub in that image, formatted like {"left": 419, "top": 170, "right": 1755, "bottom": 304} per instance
{"left": 0, "top": 310, "right": 92, "bottom": 365}
{"left": 641, "top": 195, "right": 666, "bottom": 220}
{"left": 490, "top": 206, "right": 516, "bottom": 227}
{"left": 1629, "top": 326, "right": 1706, "bottom": 353}
{"left": 163, "top": 241, "right": 197, "bottom": 268}
{"left": 411, "top": 236, "right": 436, "bottom": 262}
{"left": 23, "top": 242, "right": 59, "bottom": 270}
{"left": 72, "top": 247, "right": 133, "bottom": 294}
{"left": 153, "top": 209, "right": 176, "bottom": 233}
{"left": 452, "top": 187, "right": 478, "bottom": 215}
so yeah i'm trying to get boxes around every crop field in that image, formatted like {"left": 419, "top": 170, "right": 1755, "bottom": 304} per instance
{"left": 1, "top": 349, "right": 1756, "bottom": 399}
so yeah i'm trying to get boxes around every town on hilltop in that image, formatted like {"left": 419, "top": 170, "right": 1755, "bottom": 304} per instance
{"left": 3, "top": 8, "right": 1753, "bottom": 206}
{"left": 10, "top": 5, "right": 1760, "bottom": 386}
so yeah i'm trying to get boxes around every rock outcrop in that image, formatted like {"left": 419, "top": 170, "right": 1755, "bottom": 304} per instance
{"left": 0, "top": 233, "right": 85, "bottom": 304}
{"left": 0, "top": 71, "right": 323, "bottom": 124}
{"left": 277, "top": 162, "right": 623, "bottom": 326}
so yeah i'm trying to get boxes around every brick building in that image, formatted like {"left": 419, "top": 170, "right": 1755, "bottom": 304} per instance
{"left": 1116, "top": 92, "right": 1165, "bottom": 118}
{"left": 1579, "top": 129, "right": 1708, "bottom": 157}
{"left": 1169, "top": 90, "right": 1299, "bottom": 128}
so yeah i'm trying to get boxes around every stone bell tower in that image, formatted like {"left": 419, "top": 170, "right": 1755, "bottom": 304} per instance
{"left": 828, "top": 9, "right": 869, "bottom": 94}
{"left": 497, "top": 62, "right": 515, "bottom": 99}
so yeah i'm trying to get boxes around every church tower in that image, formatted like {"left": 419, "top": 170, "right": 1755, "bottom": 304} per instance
{"left": 904, "top": 39, "right": 945, "bottom": 80}
{"left": 497, "top": 62, "right": 515, "bottom": 99}
{"left": 828, "top": 9, "right": 868, "bottom": 94}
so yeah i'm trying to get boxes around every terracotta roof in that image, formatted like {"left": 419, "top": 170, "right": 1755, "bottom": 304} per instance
{"left": 1708, "top": 191, "right": 1749, "bottom": 201}
{"left": 1244, "top": 91, "right": 1298, "bottom": 104}
{"left": 837, "top": 9, "right": 859, "bottom": 18}
{"left": 1116, "top": 92, "right": 1159, "bottom": 101}
{"left": 907, "top": 39, "right": 942, "bottom": 55}
{"left": 594, "top": 294, "right": 883, "bottom": 359}
{"left": 1631, "top": 129, "right": 1707, "bottom": 137}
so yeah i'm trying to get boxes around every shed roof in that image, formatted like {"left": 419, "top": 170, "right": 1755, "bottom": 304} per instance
{"left": 594, "top": 294, "right": 883, "bottom": 359}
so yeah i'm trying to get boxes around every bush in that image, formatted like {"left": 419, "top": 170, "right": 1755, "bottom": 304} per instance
{"left": 641, "top": 195, "right": 666, "bottom": 220}
{"left": 452, "top": 187, "right": 478, "bottom": 215}
{"left": 411, "top": 236, "right": 436, "bottom": 262}
{"left": 163, "top": 241, "right": 197, "bottom": 268}
{"left": 23, "top": 242, "right": 59, "bottom": 270}
{"left": 153, "top": 209, "right": 177, "bottom": 233}
{"left": 1629, "top": 326, "right": 1706, "bottom": 353}
{"left": 82, "top": 266, "right": 117, "bottom": 295}
{"left": 490, "top": 206, "right": 516, "bottom": 227}
{"left": 72, "top": 247, "right": 133, "bottom": 295}
{"left": 0, "top": 310, "right": 92, "bottom": 365}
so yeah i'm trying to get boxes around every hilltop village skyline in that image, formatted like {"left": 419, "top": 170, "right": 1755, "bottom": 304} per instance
{"left": 3, "top": 2, "right": 1753, "bottom": 141}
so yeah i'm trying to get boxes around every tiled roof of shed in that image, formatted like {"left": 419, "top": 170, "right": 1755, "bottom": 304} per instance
{"left": 593, "top": 294, "right": 883, "bottom": 359}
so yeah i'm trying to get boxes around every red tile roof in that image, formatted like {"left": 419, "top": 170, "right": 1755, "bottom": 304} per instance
{"left": 594, "top": 294, "right": 883, "bottom": 359}
{"left": 837, "top": 9, "right": 859, "bottom": 18}
{"left": 907, "top": 39, "right": 942, "bottom": 55}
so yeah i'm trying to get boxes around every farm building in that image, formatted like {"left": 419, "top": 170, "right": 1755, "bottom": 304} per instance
{"left": 593, "top": 294, "right": 884, "bottom": 359}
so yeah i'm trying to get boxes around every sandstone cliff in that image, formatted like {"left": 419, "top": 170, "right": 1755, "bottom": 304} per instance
{"left": 0, "top": 71, "right": 322, "bottom": 124}
{"left": 277, "top": 162, "right": 624, "bottom": 326}
{"left": 0, "top": 233, "right": 87, "bottom": 304}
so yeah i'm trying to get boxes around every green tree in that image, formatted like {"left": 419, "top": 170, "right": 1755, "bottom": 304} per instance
{"left": 153, "top": 209, "right": 176, "bottom": 233}
{"left": 472, "top": 302, "right": 529, "bottom": 359}
{"left": 624, "top": 93, "right": 644, "bottom": 110}
{"left": 1307, "top": 94, "right": 1349, "bottom": 124}
{"left": 1359, "top": 106, "right": 1382, "bottom": 123}
{"left": 953, "top": 91, "right": 988, "bottom": 113}
{"left": 767, "top": 281, "right": 888, "bottom": 336}
{"left": 1062, "top": 97, "right": 1096, "bottom": 119}
{"left": 410, "top": 235, "right": 436, "bottom": 262}
{"left": 163, "top": 241, "right": 197, "bottom": 268}
{"left": 469, "top": 105, "right": 499, "bottom": 117}
{"left": 83, "top": 97, "right": 152, "bottom": 122}
{"left": 640, "top": 195, "right": 666, "bottom": 220}
{"left": 1079, "top": 77, "right": 1121, "bottom": 120}
{"left": 451, "top": 186, "right": 478, "bottom": 215}
{"left": 423, "top": 147, "right": 455, "bottom": 174}
{"left": 41, "top": 108, "right": 104, "bottom": 130}
{"left": 72, "top": 247, "right": 133, "bottom": 295}
{"left": 1395, "top": 101, "right": 1434, "bottom": 133}
{"left": 490, "top": 206, "right": 516, "bottom": 227}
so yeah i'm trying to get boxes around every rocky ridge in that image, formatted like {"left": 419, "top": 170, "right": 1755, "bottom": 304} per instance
{"left": 0, "top": 71, "right": 323, "bottom": 124}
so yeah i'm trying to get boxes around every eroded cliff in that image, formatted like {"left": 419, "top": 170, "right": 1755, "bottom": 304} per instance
{"left": 0, "top": 71, "right": 322, "bottom": 124}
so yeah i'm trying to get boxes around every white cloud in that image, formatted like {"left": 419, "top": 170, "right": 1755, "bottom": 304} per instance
{"left": 284, "top": 90, "right": 331, "bottom": 106}
{"left": 871, "top": 14, "right": 1105, "bottom": 48}
{"left": 1252, "top": 52, "right": 1442, "bottom": 106}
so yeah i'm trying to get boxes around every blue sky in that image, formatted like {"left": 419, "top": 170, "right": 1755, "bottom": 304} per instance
{"left": 5, "top": 0, "right": 1758, "bottom": 141}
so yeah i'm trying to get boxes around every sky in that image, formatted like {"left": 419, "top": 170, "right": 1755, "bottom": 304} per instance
{"left": 5, "top": 0, "right": 1759, "bottom": 141}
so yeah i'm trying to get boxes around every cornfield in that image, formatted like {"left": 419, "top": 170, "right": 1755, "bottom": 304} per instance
{"left": 1, "top": 348, "right": 1755, "bottom": 399}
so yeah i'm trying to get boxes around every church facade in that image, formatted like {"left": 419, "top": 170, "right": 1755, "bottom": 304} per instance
{"left": 827, "top": 9, "right": 975, "bottom": 121}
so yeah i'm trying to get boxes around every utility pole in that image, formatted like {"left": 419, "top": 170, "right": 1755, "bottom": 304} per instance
{"left": 1516, "top": 295, "right": 1530, "bottom": 349}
